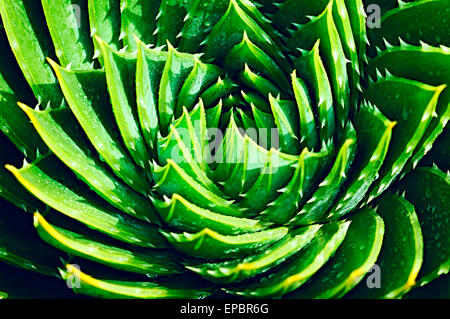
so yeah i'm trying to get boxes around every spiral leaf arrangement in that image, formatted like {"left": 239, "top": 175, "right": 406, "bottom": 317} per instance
{"left": 0, "top": 0, "right": 448, "bottom": 299}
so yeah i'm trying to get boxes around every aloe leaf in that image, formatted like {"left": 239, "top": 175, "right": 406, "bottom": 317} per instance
{"left": 291, "top": 124, "right": 356, "bottom": 226}
{"left": 224, "top": 32, "right": 290, "bottom": 92}
{"left": 88, "top": 0, "right": 122, "bottom": 53}
{"left": 157, "top": 107, "right": 221, "bottom": 194}
{"left": 369, "top": 0, "right": 450, "bottom": 54}
{"left": 242, "top": 90, "right": 270, "bottom": 113}
{"left": 135, "top": 40, "right": 167, "bottom": 150}
{"left": 158, "top": 43, "right": 196, "bottom": 135}
{"left": 239, "top": 64, "right": 282, "bottom": 98}
{"left": 177, "top": 59, "right": 222, "bottom": 114}
{"left": 161, "top": 227, "right": 288, "bottom": 259}
{"left": 0, "top": 24, "right": 34, "bottom": 104}
{"left": 0, "top": 135, "right": 43, "bottom": 211}
{"left": 332, "top": 0, "right": 360, "bottom": 111}
{"left": 288, "top": 207, "right": 384, "bottom": 299}
{"left": 155, "top": 0, "right": 196, "bottom": 47}
{"left": 61, "top": 264, "right": 213, "bottom": 299}
{"left": 344, "top": 0, "right": 366, "bottom": 68}
{"left": 213, "top": 118, "right": 264, "bottom": 198}
{"left": 6, "top": 155, "right": 166, "bottom": 248}
{"left": 272, "top": 0, "right": 329, "bottom": 33}
{"left": 367, "top": 45, "right": 450, "bottom": 176}
{"left": 187, "top": 225, "right": 321, "bottom": 284}
{"left": 119, "top": 0, "right": 160, "bottom": 51}
{"left": 178, "top": 0, "right": 230, "bottom": 53}
{"left": 346, "top": 193, "right": 423, "bottom": 299}
{"left": 268, "top": 94, "right": 299, "bottom": 155}
{"left": 48, "top": 59, "right": 150, "bottom": 194}
{"left": 152, "top": 159, "right": 242, "bottom": 217}
{"left": 251, "top": 104, "right": 276, "bottom": 148}
{"left": 0, "top": 166, "right": 42, "bottom": 212}
{"left": 224, "top": 220, "right": 350, "bottom": 297}
{"left": 152, "top": 194, "right": 270, "bottom": 235}
{"left": 325, "top": 103, "right": 395, "bottom": 220}
{"left": 237, "top": 108, "right": 256, "bottom": 132}
{"left": 288, "top": 1, "right": 349, "bottom": 128}
{"left": 364, "top": 76, "right": 444, "bottom": 203}
{"left": 397, "top": 167, "right": 450, "bottom": 286}
{"left": 200, "top": 77, "right": 239, "bottom": 107}
{"left": 203, "top": 0, "right": 283, "bottom": 63}
{"left": 0, "top": 72, "right": 48, "bottom": 160}
{"left": 186, "top": 101, "right": 211, "bottom": 172}
{"left": 291, "top": 71, "right": 319, "bottom": 151}
{"left": 260, "top": 144, "right": 333, "bottom": 224}
{"left": 239, "top": 148, "right": 299, "bottom": 214}
{"left": 0, "top": 0, "right": 64, "bottom": 105}
{"left": 17, "top": 104, "right": 158, "bottom": 222}
{"left": 205, "top": 100, "right": 223, "bottom": 129}
{"left": 41, "top": 0, "right": 94, "bottom": 70}
{"left": 34, "top": 212, "right": 184, "bottom": 276}
{"left": 294, "top": 40, "right": 335, "bottom": 143}
{"left": 97, "top": 37, "right": 150, "bottom": 169}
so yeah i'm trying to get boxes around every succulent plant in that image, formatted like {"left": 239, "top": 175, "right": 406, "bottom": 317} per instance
{"left": 0, "top": 0, "right": 448, "bottom": 299}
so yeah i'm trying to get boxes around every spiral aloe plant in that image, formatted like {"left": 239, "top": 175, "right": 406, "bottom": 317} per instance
{"left": 0, "top": 0, "right": 448, "bottom": 299}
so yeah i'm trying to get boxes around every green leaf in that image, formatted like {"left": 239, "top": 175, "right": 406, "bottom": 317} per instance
{"left": 272, "top": 0, "right": 329, "bottom": 33}
{"left": 157, "top": 106, "right": 221, "bottom": 194}
{"left": 200, "top": 76, "right": 239, "bottom": 107}
{"left": 367, "top": 44, "right": 450, "bottom": 176}
{"left": 177, "top": 59, "right": 222, "bottom": 114}
{"left": 158, "top": 43, "right": 196, "bottom": 135}
{"left": 268, "top": 94, "right": 300, "bottom": 155}
{"left": 203, "top": 0, "right": 282, "bottom": 63}
{"left": 161, "top": 227, "right": 288, "bottom": 259}
{"left": 347, "top": 193, "right": 423, "bottom": 299}
{"left": 291, "top": 123, "right": 356, "bottom": 225}
{"left": 325, "top": 103, "right": 395, "bottom": 220}
{"left": 6, "top": 155, "right": 166, "bottom": 248}
{"left": 48, "top": 59, "right": 150, "bottom": 194}
{"left": 294, "top": 40, "right": 335, "bottom": 143}
{"left": 224, "top": 32, "right": 290, "bottom": 93}
{"left": 135, "top": 40, "right": 167, "bottom": 150}
{"left": 152, "top": 159, "right": 242, "bottom": 217}
{"left": 178, "top": 0, "right": 230, "bottom": 53}
{"left": 88, "top": 0, "right": 122, "bottom": 52}
{"left": 0, "top": 0, "right": 64, "bottom": 105}
{"left": 0, "top": 72, "right": 48, "bottom": 160}
{"left": 260, "top": 144, "right": 334, "bottom": 224}
{"left": 291, "top": 71, "right": 319, "bottom": 151}
{"left": 224, "top": 220, "right": 350, "bottom": 297}
{"left": 369, "top": 0, "right": 450, "bottom": 54}
{"left": 187, "top": 225, "right": 321, "bottom": 284}
{"left": 365, "top": 76, "right": 444, "bottom": 203}
{"left": 34, "top": 212, "right": 184, "bottom": 276}
{"left": 397, "top": 167, "right": 450, "bottom": 286}
{"left": 17, "top": 104, "right": 158, "bottom": 223}
{"left": 289, "top": 1, "right": 349, "bottom": 128}
{"left": 97, "top": 37, "right": 151, "bottom": 169}
{"left": 239, "top": 63, "right": 282, "bottom": 98}
{"left": 120, "top": 0, "right": 160, "bottom": 51}
{"left": 0, "top": 204, "right": 62, "bottom": 277}
{"left": 155, "top": 0, "right": 196, "bottom": 47}
{"left": 288, "top": 207, "right": 384, "bottom": 299}
{"left": 41, "top": 0, "right": 94, "bottom": 70}
{"left": 61, "top": 264, "right": 213, "bottom": 299}
{"left": 153, "top": 193, "right": 271, "bottom": 235}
